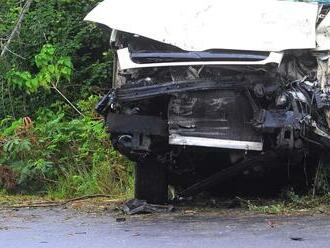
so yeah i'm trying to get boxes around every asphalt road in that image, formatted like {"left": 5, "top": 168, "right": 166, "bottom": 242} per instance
{"left": 0, "top": 207, "right": 329, "bottom": 248}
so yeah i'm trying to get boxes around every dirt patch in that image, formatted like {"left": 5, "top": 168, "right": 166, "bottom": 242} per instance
{"left": 1, "top": 194, "right": 329, "bottom": 220}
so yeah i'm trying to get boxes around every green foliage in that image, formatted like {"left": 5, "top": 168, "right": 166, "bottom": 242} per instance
{"left": 6, "top": 44, "right": 73, "bottom": 94}
{"left": 0, "top": 0, "right": 112, "bottom": 118}
{"left": 0, "top": 98, "right": 134, "bottom": 197}
{"left": 0, "top": 0, "right": 130, "bottom": 198}
{"left": 312, "top": 155, "right": 330, "bottom": 194}
{"left": 3, "top": 138, "right": 31, "bottom": 160}
{"left": 0, "top": 1, "right": 21, "bottom": 35}
{"left": 0, "top": 117, "right": 23, "bottom": 136}
{"left": 240, "top": 190, "right": 330, "bottom": 214}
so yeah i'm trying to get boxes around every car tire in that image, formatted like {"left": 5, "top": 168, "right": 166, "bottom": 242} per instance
{"left": 135, "top": 159, "right": 168, "bottom": 204}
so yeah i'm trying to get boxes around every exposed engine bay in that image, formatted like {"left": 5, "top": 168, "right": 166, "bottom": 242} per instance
{"left": 85, "top": 0, "right": 330, "bottom": 202}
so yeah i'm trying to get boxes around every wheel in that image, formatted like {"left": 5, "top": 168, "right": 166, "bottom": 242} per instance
{"left": 134, "top": 159, "right": 168, "bottom": 204}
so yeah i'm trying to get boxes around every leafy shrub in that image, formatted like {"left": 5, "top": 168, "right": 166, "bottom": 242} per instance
{"left": 6, "top": 44, "right": 73, "bottom": 94}
{"left": 0, "top": 97, "right": 134, "bottom": 197}
{"left": 0, "top": 0, "right": 131, "bottom": 198}
{"left": 0, "top": 0, "right": 111, "bottom": 118}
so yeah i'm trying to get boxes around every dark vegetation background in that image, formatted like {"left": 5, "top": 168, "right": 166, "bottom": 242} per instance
{"left": 0, "top": 0, "right": 133, "bottom": 198}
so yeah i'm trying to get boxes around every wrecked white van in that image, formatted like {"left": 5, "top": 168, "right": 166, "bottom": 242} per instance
{"left": 86, "top": 0, "right": 330, "bottom": 203}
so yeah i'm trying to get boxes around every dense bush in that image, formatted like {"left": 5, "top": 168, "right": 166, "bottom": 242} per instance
{"left": 0, "top": 96, "right": 133, "bottom": 197}
{"left": 0, "top": 0, "right": 133, "bottom": 198}
{"left": 1, "top": 0, "right": 112, "bottom": 118}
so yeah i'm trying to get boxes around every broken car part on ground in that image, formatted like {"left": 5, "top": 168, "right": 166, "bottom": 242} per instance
{"left": 85, "top": 0, "right": 330, "bottom": 203}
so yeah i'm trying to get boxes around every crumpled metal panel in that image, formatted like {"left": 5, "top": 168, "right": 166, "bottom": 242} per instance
{"left": 85, "top": 0, "right": 319, "bottom": 52}
{"left": 317, "top": 13, "right": 330, "bottom": 50}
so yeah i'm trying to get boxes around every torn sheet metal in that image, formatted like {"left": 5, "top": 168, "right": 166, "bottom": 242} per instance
{"left": 317, "top": 53, "right": 330, "bottom": 89}
{"left": 317, "top": 13, "right": 330, "bottom": 50}
{"left": 117, "top": 48, "right": 283, "bottom": 70}
{"left": 85, "top": 0, "right": 318, "bottom": 52}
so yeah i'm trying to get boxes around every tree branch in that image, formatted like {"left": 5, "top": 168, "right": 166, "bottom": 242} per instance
{"left": 0, "top": 0, "right": 33, "bottom": 57}
{"left": 6, "top": 194, "right": 122, "bottom": 209}
{"left": 51, "top": 82, "right": 85, "bottom": 117}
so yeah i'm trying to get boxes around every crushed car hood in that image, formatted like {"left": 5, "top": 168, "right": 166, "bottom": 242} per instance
{"left": 84, "top": 0, "right": 323, "bottom": 52}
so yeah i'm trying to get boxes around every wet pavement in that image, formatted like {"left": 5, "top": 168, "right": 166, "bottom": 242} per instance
{"left": 0, "top": 207, "right": 329, "bottom": 248}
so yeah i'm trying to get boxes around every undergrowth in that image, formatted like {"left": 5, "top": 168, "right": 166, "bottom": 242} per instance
{"left": 0, "top": 96, "right": 134, "bottom": 199}
{"left": 239, "top": 190, "right": 330, "bottom": 214}
{"left": 0, "top": 37, "right": 133, "bottom": 200}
